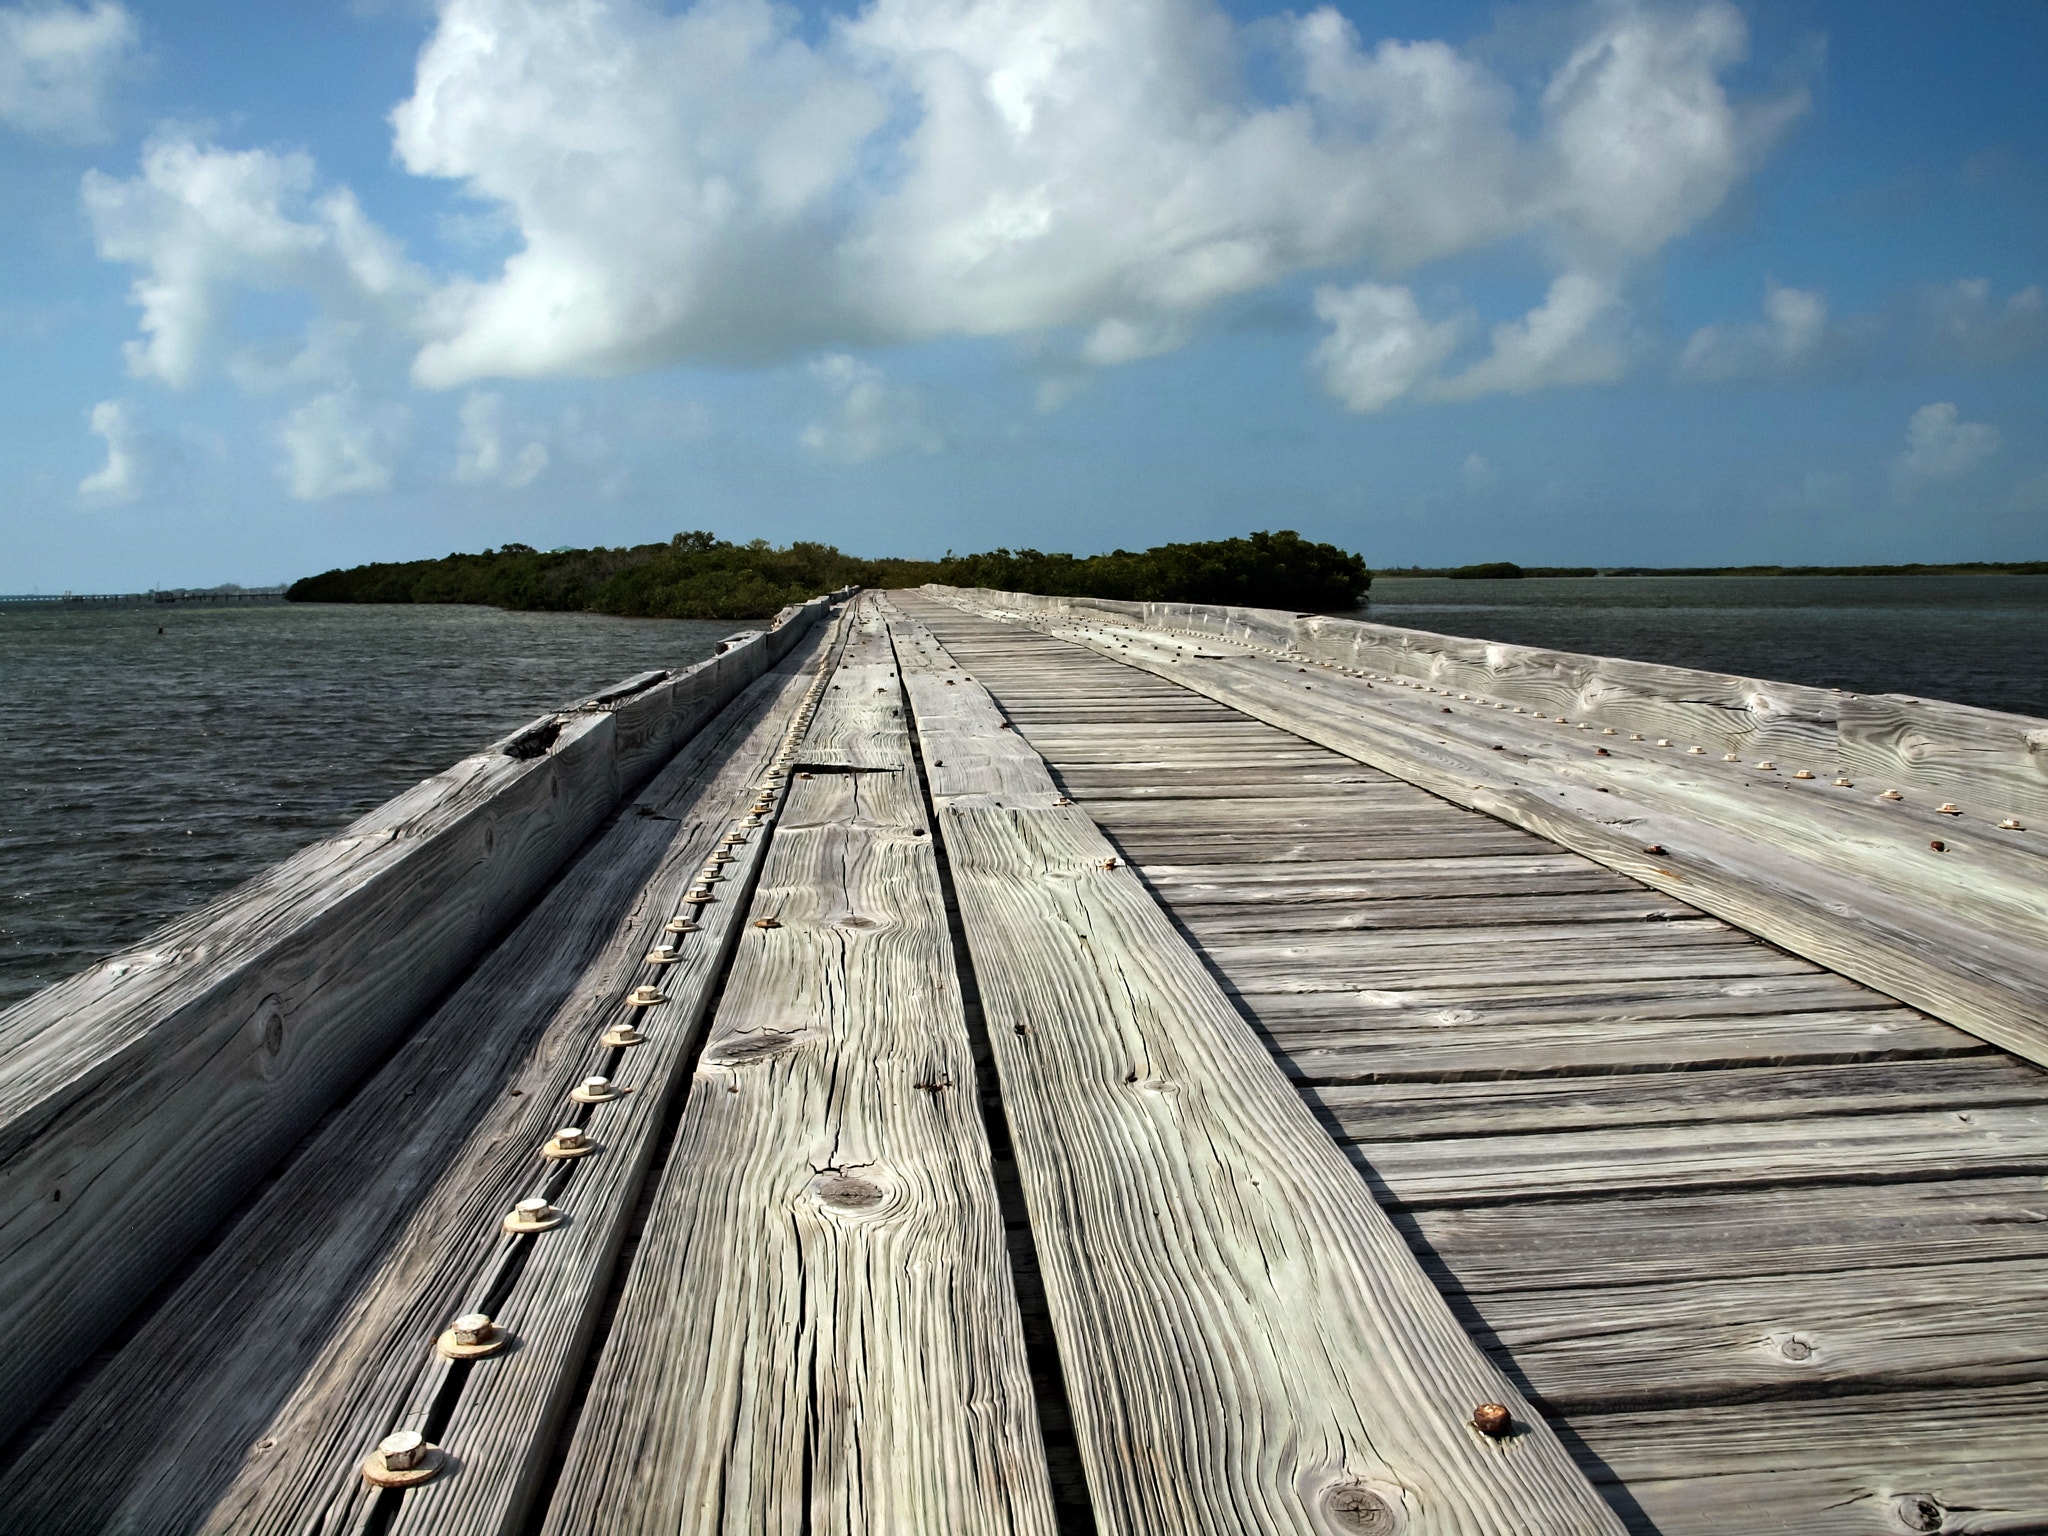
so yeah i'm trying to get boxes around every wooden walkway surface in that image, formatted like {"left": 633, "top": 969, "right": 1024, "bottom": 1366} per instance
{"left": 892, "top": 590, "right": 2048, "bottom": 1536}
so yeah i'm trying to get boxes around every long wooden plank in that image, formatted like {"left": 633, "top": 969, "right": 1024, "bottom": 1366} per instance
{"left": 1352, "top": 1102, "right": 2048, "bottom": 1207}
{"left": 0, "top": 597, "right": 837, "bottom": 1445}
{"left": 0, "top": 621, "right": 841, "bottom": 1534}
{"left": 542, "top": 599, "right": 1056, "bottom": 1536}
{"left": 885, "top": 603, "right": 1627, "bottom": 1536}
{"left": 1403, "top": 1175, "right": 2048, "bottom": 1293}
{"left": 1465, "top": 1254, "right": 2048, "bottom": 1410}
{"left": 1563, "top": 1385, "right": 2048, "bottom": 1535}
{"left": 1313, "top": 1055, "right": 2048, "bottom": 1138}
{"left": 925, "top": 590, "right": 2048, "bottom": 1067}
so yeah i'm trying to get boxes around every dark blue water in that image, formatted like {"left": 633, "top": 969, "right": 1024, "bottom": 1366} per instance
{"left": 0, "top": 603, "right": 733, "bottom": 1008}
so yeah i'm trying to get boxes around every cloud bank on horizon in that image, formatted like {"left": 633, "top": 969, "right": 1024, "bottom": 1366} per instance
{"left": 3, "top": 0, "right": 2042, "bottom": 572}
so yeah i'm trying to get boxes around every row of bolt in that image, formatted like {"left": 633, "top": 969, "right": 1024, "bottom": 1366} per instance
{"left": 359, "top": 627, "right": 843, "bottom": 1490}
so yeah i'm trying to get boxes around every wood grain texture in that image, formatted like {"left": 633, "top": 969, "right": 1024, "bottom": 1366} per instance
{"left": 0, "top": 616, "right": 843, "bottom": 1536}
{"left": 541, "top": 598, "right": 1057, "bottom": 1536}
{"left": 885, "top": 602, "right": 1628, "bottom": 1536}
{"left": 1309, "top": 1054, "right": 2048, "bottom": 1139}
{"left": 1352, "top": 1102, "right": 2048, "bottom": 1207}
{"left": 1402, "top": 1176, "right": 2048, "bottom": 1294}
{"left": 1563, "top": 1384, "right": 2048, "bottom": 1536}
{"left": 0, "top": 595, "right": 838, "bottom": 1447}
{"left": 1466, "top": 1253, "right": 2048, "bottom": 1410}
{"left": 922, "top": 588, "right": 2048, "bottom": 1069}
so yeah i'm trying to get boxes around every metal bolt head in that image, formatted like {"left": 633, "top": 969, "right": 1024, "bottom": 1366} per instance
{"left": 1656, "top": 738, "right": 1672, "bottom": 747}
{"left": 380, "top": 1430, "right": 427, "bottom": 1470}
{"left": 2001, "top": 818, "right": 2025, "bottom": 830}
{"left": 666, "top": 917, "right": 700, "bottom": 933}
{"left": 1793, "top": 769, "right": 1815, "bottom": 779}
{"left": 1937, "top": 802, "right": 1960, "bottom": 815}
{"left": 1471, "top": 1402, "right": 1512, "bottom": 1438}
{"left": 451, "top": 1313, "right": 494, "bottom": 1345}
{"left": 518, "top": 1197, "right": 552, "bottom": 1220}
{"left": 555, "top": 1126, "right": 586, "bottom": 1149}
{"left": 1835, "top": 777, "right": 1853, "bottom": 787}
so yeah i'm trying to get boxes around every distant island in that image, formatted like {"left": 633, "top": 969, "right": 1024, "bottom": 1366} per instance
{"left": 287, "top": 529, "right": 1372, "bottom": 620}
{"left": 1383, "top": 560, "right": 2048, "bottom": 579}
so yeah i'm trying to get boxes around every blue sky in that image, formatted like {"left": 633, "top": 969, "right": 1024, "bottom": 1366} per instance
{"left": 1, "top": 0, "right": 2042, "bottom": 590}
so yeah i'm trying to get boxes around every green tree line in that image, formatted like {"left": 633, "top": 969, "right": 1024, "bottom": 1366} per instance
{"left": 286, "top": 529, "right": 1373, "bottom": 619}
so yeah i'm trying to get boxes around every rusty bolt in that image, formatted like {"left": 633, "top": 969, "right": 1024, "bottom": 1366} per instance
{"left": 1930, "top": 840, "right": 1946, "bottom": 852}
{"left": 1644, "top": 844, "right": 1667, "bottom": 855}
{"left": 754, "top": 916, "right": 781, "bottom": 929}
{"left": 1471, "top": 1403, "right": 1512, "bottom": 1438}
{"left": 1596, "top": 747, "right": 1610, "bottom": 756}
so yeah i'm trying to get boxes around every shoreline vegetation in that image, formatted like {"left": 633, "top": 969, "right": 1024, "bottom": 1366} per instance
{"left": 1401, "top": 560, "right": 2048, "bottom": 580}
{"left": 285, "top": 530, "right": 1373, "bottom": 619}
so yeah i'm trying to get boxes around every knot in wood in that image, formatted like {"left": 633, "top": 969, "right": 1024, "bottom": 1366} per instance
{"left": 1323, "top": 1483, "right": 1400, "bottom": 1534}
{"left": 815, "top": 1174, "right": 885, "bottom": 1211}
{"left": 1891, "top": 1494, "right": 1944, "bottom": 1533}
{"left": 1779, "top": 1336, "right": 1813, "bottom": 1360}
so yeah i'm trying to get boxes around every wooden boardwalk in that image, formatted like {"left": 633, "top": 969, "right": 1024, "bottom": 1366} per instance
{"left": 1, "top": 586, "right": 2043, "bottom": 1535}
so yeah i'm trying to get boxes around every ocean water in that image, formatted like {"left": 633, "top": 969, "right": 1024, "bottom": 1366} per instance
{"left": 0, "top": 603, "right": 734, "bottom": 1008}
{"left": 1357, "top": 575, "right": 2048, "bottom": 720}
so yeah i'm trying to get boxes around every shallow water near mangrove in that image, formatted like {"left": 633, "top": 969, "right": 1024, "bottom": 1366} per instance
{"left": 2, "top": 576, "right": 2043, "bottom": 1008}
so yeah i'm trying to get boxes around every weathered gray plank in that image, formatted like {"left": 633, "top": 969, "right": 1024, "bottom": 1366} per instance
{"left": 1403, "top": 1176, "right": 2048, "bottom": 1293}
{"left": 542, "top": 599, "right": 1056, "bottom": 1536}
{"left": 0, "top": 619, "right": 842, "bottom": 1534}
{"left": 887, "top": 604, "right": 1628, "bottom": 1536}
{"left": 1352, "top": 1103, "right": 2048, "bottom": 1207}
{"left": 1564, "top": 1385, "right": 2048, "bottom": 1535}
{"left": 0, "top": 597, "right": 837, "bottom": 1446}
{"left": 1312, "top": 1055, "right": 2048, "bottom": 1139}
{"left": 1466, "top": 1254, "right": 2048, "bottom": 1410}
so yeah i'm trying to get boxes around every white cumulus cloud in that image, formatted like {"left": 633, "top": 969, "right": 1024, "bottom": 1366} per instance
{"left": 1891, "top": 402, "right": 2001, "bottom": 489}
{"left": 78, "top": 397, "right": 141, "bottom": 503}
{"left": 0, "top": 0, "right": 138, "bottom": 141}
{"left": 1430, "top": 271, "right": 1634, "bottom": 400}
{"left": 81, "top": 0, "right": 1814, "bottom": 427}
{"left": 1309, "top": 283, "right": 1466, "bottom": 412}
{"left": 800, "top": 354, "right": 941, "bottom": 463}
{"left": 1678, "top": 280, "right": 1827, "bottom": 381}
{"left": 83, "top": 131, "right": 427, "bottom": 389}
{"left": 453, "top": 390, "right": 548, "bottom": 487}
{"left": 279, "top": 389, "right": 410, "bottom": 500}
